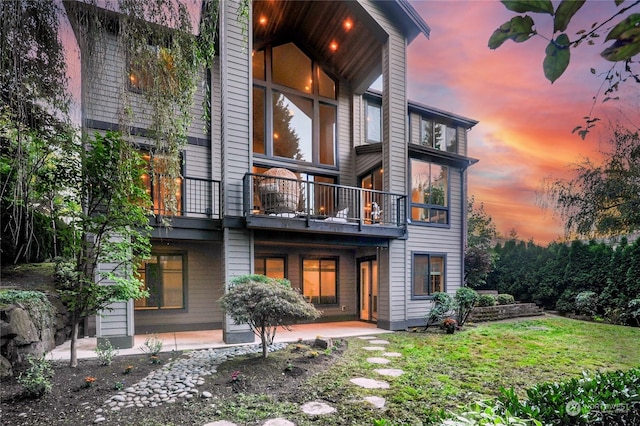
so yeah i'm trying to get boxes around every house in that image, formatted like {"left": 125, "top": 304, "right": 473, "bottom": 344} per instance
{"left": 65, "top": 0, "right": 478, "bottom": 348}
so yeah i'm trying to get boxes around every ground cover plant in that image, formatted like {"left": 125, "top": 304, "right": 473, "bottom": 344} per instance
{"left": 1, "top": 316, "right": 638, "bottom": 425}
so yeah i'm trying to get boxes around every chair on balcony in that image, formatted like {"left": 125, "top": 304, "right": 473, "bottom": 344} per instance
{"left": 258, "top": 168, "right": 299, "bottom": 214}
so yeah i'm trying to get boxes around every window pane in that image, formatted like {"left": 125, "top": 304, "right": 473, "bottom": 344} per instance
{"left": 366, "top": 102, "right": 381, "bottom": 143}
{"left": 272, "top": 92, "right": 312, "bottom": 161}
{"left": 445, "top": 125, "right": 457, "bottom": 153}
{"left": 413, "top": 254, "right": 429, "bottom": 296}
{"left": 253, "top": 87, "right": 265, "bottom": 154}
{"left": 420, "top": 119, "right": 432, "bottom": 147}
{"left": 434, "top": 123, "right": 446, "bottom": 151}
{"left": 255, "top": 259, "right": 265, "bottom": 276}
{"left": 253, "top": 49, "right": 265, "bottom": 80}
{"left": 319, "top": 103, "right": 336, "bottom": 165}
{"left": 135, "top": 254, "right": 184, "bottom": 310}
{"left": 410, "top": 158, "right": 430, "bottom": 205}
{"left": 265, "top": 258, "right": 285, "bottom": 279}
{"left": 151, "top": 154, "right": 182, "bottom": 216}
{"left": 431, "top": 256, "right": 444, "bottom": 293}
{"left": 162, "top": 255, "right": 184, "bottom": 309}
{"left": 303, "top": 258, "right": 337, "bottom": 305}
{"left": 318, "top": 67, "right": 335, "bottom": 99}
{"left": 272, "top": 43, "right": 312, "bottom": 94}
{"left": 320, "top": 259, "right": 337, "bottom": 304}
{"left": 430, "top": 165, "right": 447, "bottom": 207}
{"left": 303, "top": 259, "right": 320, "bottom": 303}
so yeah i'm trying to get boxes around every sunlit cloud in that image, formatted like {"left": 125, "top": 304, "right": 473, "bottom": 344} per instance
{"left": 408, "top": 0, "right": 639, "bottom": 243}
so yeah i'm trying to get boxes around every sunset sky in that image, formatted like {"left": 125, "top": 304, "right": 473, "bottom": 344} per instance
{"left": 407, "top": 0, "right": 640, "bottom": 244}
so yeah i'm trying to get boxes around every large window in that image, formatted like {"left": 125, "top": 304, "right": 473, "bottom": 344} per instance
{"left": 141, "top": 152, "right": 183, "bottom": 216}
{"left": 418, "top": 117, "right": 458, "bottom": 153}
{"left": 412, "top": 253, "right": 445, "bottom": 298}
{"left": 253, "top": 43, "right": 337, "bottom": 167}
{"left": 360, "top": 166, "right": 383, "bottom": 223}
{"left": 135, "top": 254, "right": 186, "bottom": 310}
{"left": 410, "top": 158, "right": 449, "bottom": 225}
{"left": 302, "top": 258, "right": 337, "bottom": 305}
{"left": 255, "top": 256, "right": 286, "bottom": 279}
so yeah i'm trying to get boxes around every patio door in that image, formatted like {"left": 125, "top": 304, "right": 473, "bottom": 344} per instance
{"left": 358, "top": 258, "right": 378, "bottom": 322}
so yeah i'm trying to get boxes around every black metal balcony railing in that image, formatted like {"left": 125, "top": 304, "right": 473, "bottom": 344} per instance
{"left": 243, "top": 173, "right": 407, "bottom": 228}
{"left": 150, "top": 177, "right": 221, "bottom": 219}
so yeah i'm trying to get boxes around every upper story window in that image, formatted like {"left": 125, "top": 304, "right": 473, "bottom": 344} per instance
{"left": 418, "top": 117, "right": 458, "bottom": 154}
{"left": 253, "top": 43, "right": 337, "bottom": 167}
{"left": 129, "top": 42, "right": 176, "bottom": 93}
{"left": 410, "top": 158, "right": 449, "bottom": 225}
{"left": 365, "top": 98, "right": 382, "bottom": 143}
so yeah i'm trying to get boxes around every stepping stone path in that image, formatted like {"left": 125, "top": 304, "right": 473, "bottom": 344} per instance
{"left": 94, "top": 334, "right": 405, "bottom": 425}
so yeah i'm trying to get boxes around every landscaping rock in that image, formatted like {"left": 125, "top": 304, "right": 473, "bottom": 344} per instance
{"left": 363, "top": 396, "right": 386, "bottom": 409}
{"left": 301, "top": 401, "right": 336, "bottom": 415}
{"left": 373, "top": 368, "right": 404, "bottom": 377}
{"left": 262, "top": 418, "right": 296, "bottom": 425}
{"left": 366, "top": 357, "right": 390, "bottom": 364}
{"left": 0, "top": 354, "right": 13, "bottom": 380}
{"left": 361, "top": 346, "right": 386, "bottom": 351}
{"left": 349, "top": 378, "right": 390, "bottom": 389}
{"left": 313, "top": 336, "right": 333, "bottom": 349}
{"left": 368, "top": 339, "right": 389, "bottom": 345}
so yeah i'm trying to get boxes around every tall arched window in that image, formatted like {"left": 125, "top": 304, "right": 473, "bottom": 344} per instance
{"left": 253, "top": 43, "right": 337, "bottom": 167}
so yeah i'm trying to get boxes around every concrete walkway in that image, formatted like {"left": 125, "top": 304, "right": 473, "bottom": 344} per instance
{"left": 49, "top": 321, "right": 390, "bottom": 361}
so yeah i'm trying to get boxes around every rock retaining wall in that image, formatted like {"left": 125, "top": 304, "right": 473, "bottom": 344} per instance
{"left": 0, "top": 293, "right": 69, "bottom": 380}
{"left": 468, "top": 303, "right": 545, "bottom": 323}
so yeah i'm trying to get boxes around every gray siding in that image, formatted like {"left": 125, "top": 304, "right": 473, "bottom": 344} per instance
{"left": 405, "top": 167, "right": 464, "bottom": 321}
{"left": 135, "top": 241, "right": 223, "bottom": 333}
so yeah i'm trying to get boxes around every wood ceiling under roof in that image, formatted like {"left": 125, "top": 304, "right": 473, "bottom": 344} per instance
{"left": 253, "top": 0, "right": 386, "bottom": 94}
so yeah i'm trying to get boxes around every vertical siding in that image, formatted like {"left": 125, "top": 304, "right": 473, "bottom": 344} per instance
{"left": 409, "top": 112, "right": 420, "bottom": 145}
{"left": 337, "top": 87, "right": 355, "bottom": 187}
{"left": 458, "top": 126, "right": 468, "bottom": 156}
{"left": 353, "top": 95, "right": 365, "bottom": 147}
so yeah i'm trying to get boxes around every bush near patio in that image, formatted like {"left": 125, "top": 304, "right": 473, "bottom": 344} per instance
{"left": 486, "top": 238, "right": 640, "bottom": 325}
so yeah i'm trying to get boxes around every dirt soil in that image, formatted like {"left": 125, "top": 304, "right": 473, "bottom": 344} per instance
{"left": 0, "top": 340, "right": 345, "bottom": 426}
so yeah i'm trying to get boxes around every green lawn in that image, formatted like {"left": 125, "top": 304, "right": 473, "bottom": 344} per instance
{"left": 297, "top": 316, "right": 640, "bottom": 425}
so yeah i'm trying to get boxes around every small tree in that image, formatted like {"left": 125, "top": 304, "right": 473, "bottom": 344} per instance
{"left": 219, "top": 275, "right": 321, "bottom": 358}
{"left": 56, "top": 131, "right": 151, "bottom": 368}
{"left": 455, "top": 287, "right": 479, "bottom": 327}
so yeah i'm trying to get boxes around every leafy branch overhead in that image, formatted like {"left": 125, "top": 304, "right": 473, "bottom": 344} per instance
{"left": 489, "top": 0, "right": 640, "bottom": 83}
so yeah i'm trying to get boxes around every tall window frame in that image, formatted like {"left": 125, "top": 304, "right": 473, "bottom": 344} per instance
{"left": 301, "top": 256, "right": 338, "bottom": 305}
{"left": 409, "top": 158, "right": 449, "bottom": 226}
{"left": 135, "top": 253, "right": 187, "bottom": 310}
{"left": 140, "top": 151, "right": 184, "bottom": 216}
{"left": 412, "top": 252, "right": 446, "bottom": 299}
{"left": 253, "top": 42, "right": 338, "bottom": 168}
{"left": 365, "top": 97, "right": 382, "bottom": 143}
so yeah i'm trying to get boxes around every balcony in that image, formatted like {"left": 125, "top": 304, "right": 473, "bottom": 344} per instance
{"left": 243, "top": 172, "right": 407, "bottom": 238}
{"left": 148, "top": 176, "right": 222, "bottom": 239}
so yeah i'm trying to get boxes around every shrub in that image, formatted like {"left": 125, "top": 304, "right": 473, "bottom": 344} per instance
{"left": 17, "top": 355, "right": 53, "bottom": 397}
{"left": 219, "top": 274, "right": 321, "bottom": 357}
{"left": 626, "top": 299, "right": 640, "bottom": 327}
{"left": 444, "top": 401, "right": 542, "bottom": 425}
{"left": 498, "top": 368, "right": 640, "bottom": 424}
{"left": 496, "top": 294, "right": 515, "bottom": 305}
{"left": 140, "top": 334, "right": 163, "bottom": 357}
{"left": 424, "top": 292, "right": 454, "bottom": 330}
{"left": 95, "top": 340, "right": 119, "bottom": 366}
{"left": 555, "top": 289, "right": 577, "bottom": 313}
{"left": 454, "top": 287, "right": 478, "bottom": 326}
{"left": 476, "top": 294, "right": 496, "bottom": 307}
{"left": 575, "top": 291, "right": 598, "bottom": 317}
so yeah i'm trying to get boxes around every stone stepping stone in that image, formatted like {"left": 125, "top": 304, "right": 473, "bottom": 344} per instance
{"left": 350, "top": 377, "right": 390, "bottom": 389}
{"left": 382, "top": 352, "right": 402, "bottom": 357}
{"left": 369, "top": 339, "right": 390, "bottom": 345}
{"left": 362, "top": 346, "right": 386, "bottom": 351}
{"left": 203, "top": 422, "right": 238, "bottom": 426}
{"left": 301, "top": 401, "right": 336, "bottom": 415}
{"left": 263, "top": 419, "right": 296, "bottom": 426}
{"left": 363, "top": 396, "right": 386, "bottom": 409}
{"left": 357, "top": 336, "right": 376, "bottom": 340}
{"left": 367, "top": 357, "right": 391, "bottom": 365}
{"left": 374, "top": 368, "right": 404, "bottom": 377}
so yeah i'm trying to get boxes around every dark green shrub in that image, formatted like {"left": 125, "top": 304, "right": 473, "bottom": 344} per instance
{"left": 496, "top": 293, "right": 515, "bottom": 305}
{"left": 575, "top": 291, "right": 598, "bottom": 317}
{"left": 556, "top": 289, "right": 578, "bottom": 313}
{"left": 219, "top": 274, "right": 321, "bottom": 357}
{"left": 498, "top": 368, "right": 640, "bottom": 425}
{"left": 455, "top": 287, "right": 478, "bottom": 326}
{"left": 476, "top": 294, "right": 496, "bottom": 307}
{"left": 424, "top": 292, "right": 454, "bottom": 330}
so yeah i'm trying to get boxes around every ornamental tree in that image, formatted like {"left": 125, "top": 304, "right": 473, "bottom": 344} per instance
{"left": 219, "top": 275, "right": 321, "bottom": 358}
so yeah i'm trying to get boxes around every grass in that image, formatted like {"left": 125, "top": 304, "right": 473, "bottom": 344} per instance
{"left": 254, "top": 317, "right": 639, "bottom": 425}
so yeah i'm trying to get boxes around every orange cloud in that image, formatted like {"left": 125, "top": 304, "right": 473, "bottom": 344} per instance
{"left": 408, "top": 0, "right": 639, "bottom": 243}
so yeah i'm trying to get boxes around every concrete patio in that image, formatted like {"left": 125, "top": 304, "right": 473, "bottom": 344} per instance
{"left": 49, "top": 321, "right": 391, "bottom": 361}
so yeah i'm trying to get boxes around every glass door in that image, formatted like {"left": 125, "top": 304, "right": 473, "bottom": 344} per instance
{"left": 359, "top": 259, "right": 378, "bottom": 322}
